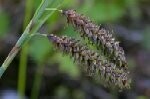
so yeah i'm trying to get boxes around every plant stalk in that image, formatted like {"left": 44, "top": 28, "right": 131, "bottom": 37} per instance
{"left": 0, "top": 0, "right": 63, "bottom": 78}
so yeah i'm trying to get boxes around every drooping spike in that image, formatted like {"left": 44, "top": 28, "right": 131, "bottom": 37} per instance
{"left": 62, "top": 10, "right": 128, "bottom": 70}
{"left": 47, "top": 34, "right": 131, "bottom": 89}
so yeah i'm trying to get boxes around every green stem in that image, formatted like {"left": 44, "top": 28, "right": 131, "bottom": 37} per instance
{"left": 0, "top": 0, "right": 63, "bottom": 78}
{"left": 0, "top": 20, "right": 32, "bottom": 78}
{"left": 30, "top": 63, "right": 45, "bottom": 99}
{"left": 18, "top": 43, "right": 28, "bottom": 99}
{"left": 17, "top": 0, "right": 34, "bottom": 97}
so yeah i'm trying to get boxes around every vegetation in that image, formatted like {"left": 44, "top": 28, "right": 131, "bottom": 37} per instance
{"left": 0, "top": 0, "right": 150, "bottom": 99}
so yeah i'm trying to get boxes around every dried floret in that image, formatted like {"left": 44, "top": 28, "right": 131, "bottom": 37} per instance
{"left": 48, "top": 34, "right": 131, "bottom": 89}
{"left": 62, "top": 10, "right": 128, "bottom": 70}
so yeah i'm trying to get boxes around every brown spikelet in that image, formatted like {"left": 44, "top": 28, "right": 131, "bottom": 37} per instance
{"left": 48, "top": 34, "right": 131, "bottom": 89}
{"left": 62, "top": 10, "right": 128, "bottom": 70}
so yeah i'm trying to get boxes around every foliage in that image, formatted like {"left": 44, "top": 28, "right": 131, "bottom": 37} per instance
{"left": 0, "top": 0, "right": 150, "bottom": 99}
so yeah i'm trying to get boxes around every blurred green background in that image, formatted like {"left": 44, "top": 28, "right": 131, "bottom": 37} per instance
{"left": 0, "top": 0, "right": 150, "bottom": 99}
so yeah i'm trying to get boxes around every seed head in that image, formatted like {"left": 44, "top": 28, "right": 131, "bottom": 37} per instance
{"left": 48, "top": 34, "right": 131, "bottom": 89}
{"left": 62, "top": 10, "right": 128, "bottom": 70}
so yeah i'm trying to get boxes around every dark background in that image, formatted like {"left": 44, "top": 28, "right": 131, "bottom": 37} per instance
{"left": 0, "top": 0, "right": 150, "bottom": 99}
